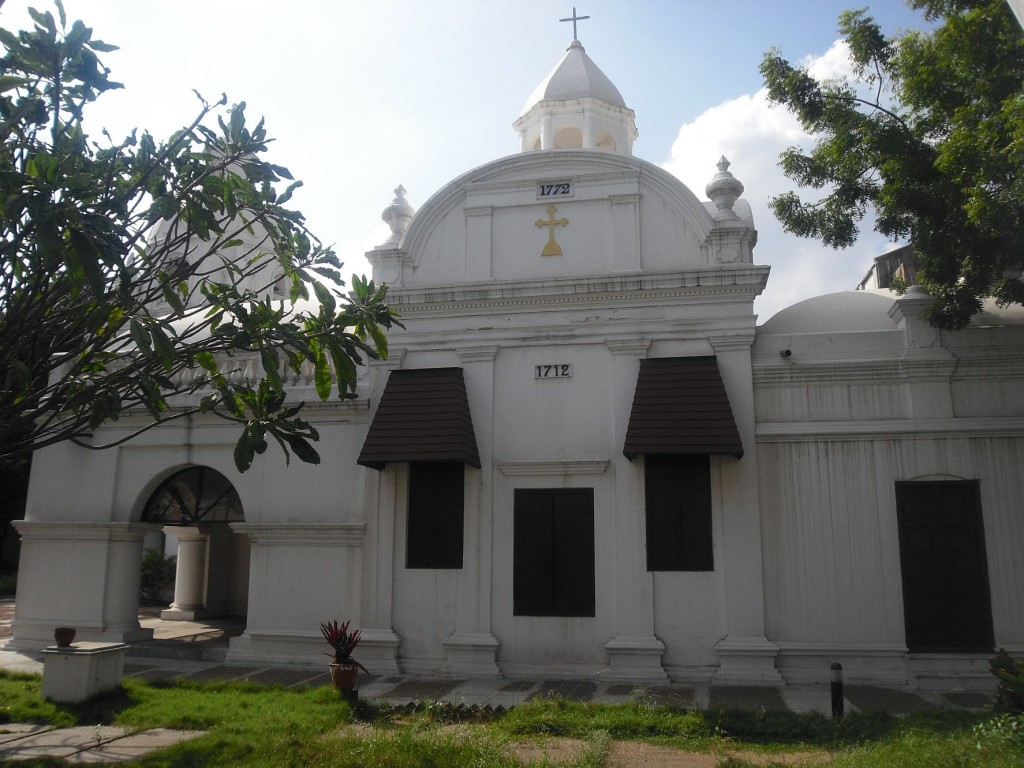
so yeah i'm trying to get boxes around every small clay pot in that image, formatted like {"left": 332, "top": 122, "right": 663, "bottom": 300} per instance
{"left": 329, "top": 662, "right": 357, "bottom": 691}
{"left": 54, "top": 627, "right": 76, "bottom": 647}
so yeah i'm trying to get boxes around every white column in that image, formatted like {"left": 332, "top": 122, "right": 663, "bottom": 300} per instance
{"left": 889, "top": 288, "right": 956, "bottom": 419}
{"left": 11, "top": 521, "right": 158, "bottom": 649}
{"left": 354, "top": 352, "right": 406, "bottom": 672}
{"left": 161, "top": 526, "right": 209, "bottom": 620}
{"left": 443, "top": 345, "right": 501, "bottom": 677}
{"left": 225, "top": 523, "right": 369, "bottom": 668}
{"left": 609, "top": 194, "right": 641, "bottom": 273}
{"left": 541, "top": 115, "right": 553, "bottom": 149}
{"left": 464, "top": 206, "right": 494, "bottom": 281}
{"left": 601, "top": 339, "right": 669, "bottom": 682}
{"left": 711, "top": 335, "right": 782, "bottom": 685}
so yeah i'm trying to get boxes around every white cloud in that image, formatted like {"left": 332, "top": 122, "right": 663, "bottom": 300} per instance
{"left": 661, "top": 40, "right": 897, "bottom": 322}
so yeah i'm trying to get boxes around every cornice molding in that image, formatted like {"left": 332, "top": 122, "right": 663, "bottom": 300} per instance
{"left": 387, "top": 268, "right": 770, "bottom": 314}
{"left": 231, "top": 522, "right": 366, "bottom": 545}
{"left": 756, "top": 416, "right": 1024, "bottom": 443}
{"left": 498, "top": 460, "right": 609, "bottom": 476}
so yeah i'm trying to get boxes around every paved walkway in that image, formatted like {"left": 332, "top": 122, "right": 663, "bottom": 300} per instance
{"left": 0, "top": 598, "right": 997, "bottom": 762}
{"left": 0, "top": 723, "right": 204, "bottom": 764}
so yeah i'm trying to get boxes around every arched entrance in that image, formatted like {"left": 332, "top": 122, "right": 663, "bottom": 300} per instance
{"left": 141, "top": 467, "right": 249, "bottom": 620}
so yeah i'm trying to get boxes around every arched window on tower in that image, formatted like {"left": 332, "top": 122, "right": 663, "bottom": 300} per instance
{"left": 553, "top": 125, "right": 583, "bottom": 149}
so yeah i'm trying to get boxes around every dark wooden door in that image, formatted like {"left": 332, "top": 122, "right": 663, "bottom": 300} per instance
{"left": 896, "top": 480, "right": 995, "bottom": 653}
{"left": 513, "top": 489, "right": 595, "bottom": 616}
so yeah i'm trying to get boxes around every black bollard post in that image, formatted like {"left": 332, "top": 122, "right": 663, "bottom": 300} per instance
{"left": 830, "top": 662, "right": 844, "bottom": 720}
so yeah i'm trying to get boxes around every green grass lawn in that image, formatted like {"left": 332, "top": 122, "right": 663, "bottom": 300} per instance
{"left": 0, "top": 671, "right": 1021, "bottom": 767}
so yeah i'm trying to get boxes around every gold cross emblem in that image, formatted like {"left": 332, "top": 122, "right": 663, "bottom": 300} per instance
{"left": 535, "top": 205, "right": 568, "bottom": 257}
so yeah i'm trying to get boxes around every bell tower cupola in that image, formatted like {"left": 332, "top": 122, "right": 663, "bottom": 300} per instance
{"left": 513, "top": 8, "right": 638, "bottom": 156}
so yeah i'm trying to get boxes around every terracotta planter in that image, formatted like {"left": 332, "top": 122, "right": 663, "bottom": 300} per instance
{"left": 54, "top": 627, "right": 76, "bottom": 647}
{"left": 329, "top": 662, "right": 358, "bottom": 691}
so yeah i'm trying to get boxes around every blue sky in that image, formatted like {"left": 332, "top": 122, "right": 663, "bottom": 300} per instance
{"left": 0, "top": 0, "right": 934, "bottom": 320}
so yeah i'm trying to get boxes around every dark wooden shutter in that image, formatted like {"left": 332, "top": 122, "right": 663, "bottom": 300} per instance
{"left": 406, "top": 462, "right": 464, "bottom": 569}
{"left": 552, "top": 491, "right": 596, "bottom": 616}
{"left": 645, "top": 455, "right": 713, "bottom": 571}
{"left": 513, "top": 492, "right": 554, "bottom": 615}
{"left": 896, "top": 480, "right": 994, "bottom": 653}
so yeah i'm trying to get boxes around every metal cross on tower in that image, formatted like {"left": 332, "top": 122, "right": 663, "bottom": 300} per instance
{"left": 559, "top": 6, "right": 590, "bottom": 41}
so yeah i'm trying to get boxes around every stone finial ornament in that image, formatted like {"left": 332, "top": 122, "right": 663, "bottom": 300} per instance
{"left": 379, "top": 185, "right": 414, "bottom": 247}
{"left": 705, "top": 156, "right": 744, "bottom": 221}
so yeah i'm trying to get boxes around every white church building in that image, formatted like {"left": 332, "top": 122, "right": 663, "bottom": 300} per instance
{"left": 10, "top": 31, "right": 1024, "bottom": 691}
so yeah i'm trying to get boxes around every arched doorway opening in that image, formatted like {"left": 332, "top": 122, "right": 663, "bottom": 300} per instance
{"left": 141, "top": 466, "right": 249, "bottom": 621}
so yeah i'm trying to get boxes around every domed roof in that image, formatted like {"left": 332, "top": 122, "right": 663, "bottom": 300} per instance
{"left": 520, "top": 40, "right": 626, "bottom": 116}
{"left": 760, "top": 290, "right": 898, "bottom": 334}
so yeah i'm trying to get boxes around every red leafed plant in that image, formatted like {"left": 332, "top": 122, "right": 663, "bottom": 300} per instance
{"left": 320, "top": 620, "right": 367, "bottom": 671}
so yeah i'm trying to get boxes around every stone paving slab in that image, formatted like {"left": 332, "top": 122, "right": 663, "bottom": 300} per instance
{"left": 499, "top": 680, "right": 537, "bottom": 692}
{"left": 0, "top": 723, "right": 54, "bottom": 744}
{"left": 630, "top": 684, "right": 698, "bottom": 708}
{"left": 531, "top": 679, "right": 598, "bottom": 701}
{"left": 0, "top": 726, "right": 205, "bottom": 764}
{"left": 0, "top": 725, "right": 130, "bottom": 760}
{"left": 61, "top": 728, "right": 205, "bottom": 764}
{"left": 386, "top": 678, "right": 465, "bottom": 701}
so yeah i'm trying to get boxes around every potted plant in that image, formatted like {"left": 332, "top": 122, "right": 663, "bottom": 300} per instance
{"left": 320, "top": 619, "right": 368, "bottom": 691}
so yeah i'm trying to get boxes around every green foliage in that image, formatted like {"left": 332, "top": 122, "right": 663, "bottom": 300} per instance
{"left": 320, "top": 619, "right": 363, "bottom": 665}
{"left": 139, "top": 548, "right": 176, "bottom": 605}
{"left": 499, "top": 697, "right": 713, "bottom": 746}
{"left": 0, "top": 3, "right": 399, "bottom": 471}
{"left": 0, "top": 671, "right": 76, "bottom": 726}
{"left": 0, "top": 570, "right": 15, "bottom": 593}
{"left": 991, "top": 649, "right": 1024, "bottom": 714}
{"left": 1, "top": 673, "right": 1021, "bottom": 767}
{"left": 0, "top": 456, "right": 28, "bottom": 572}
{"left": 761, "top": 0, "right": 1024, "bottom": 329}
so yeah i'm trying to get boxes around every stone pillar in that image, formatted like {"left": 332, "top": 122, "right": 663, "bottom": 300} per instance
{"left": 889, "top": 286, "right": 956, "bottom": 419}
{"left": 464, "top": 206, "right": 494, "bottom": 281}
{"left": 443, "top": 345, "right": 501, "bottom": 677}
{"left": 226, "top": 523, "right": 368, "bottom": 667}
{"left": 161, "top": 526, "right": 209, "bottom": 620}
{"left": 710, "top": 336, "right": 782, "bottom": 685}
{"left": 609, "top": 194, "right": 641, "bottom": 273}
{"left": 11, "top": 521, "right": 158, "bottom": 649}
{"left": 541, "top": 115, "right": 553, "bottom": 150}
{"left": 600, "top": 339, "right": 669, "bottom": 682}
{"left": 582, "top": 109, "right": 594, "bottom": 148}
{"left": 352, "top": 352, "right": 406, "bottom": 673}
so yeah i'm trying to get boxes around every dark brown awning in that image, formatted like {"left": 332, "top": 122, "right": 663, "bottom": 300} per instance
{"left": 358, "top": 368, "right": 481, "bottom": 470}
{"left": 623, "top": 357, "right": 743, "bottom": 460}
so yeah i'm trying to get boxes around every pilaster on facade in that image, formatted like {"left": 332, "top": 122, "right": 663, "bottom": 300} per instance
{"left": 356, "top": 627, "right": 403, "bottom": 675}
{"left": 457, "top": 345, "right": 499, "bottom": 363}
{"left": 371, "top": 346, "right": 407, "bottom": 372}
{"left": 442, "top": 632, "right": 502, "bottom": 678}
{"left": 366, "top": 247, "right": 408, "bottom": 287}
{"left": 601, "top": 635, "right": 669, "bottom": 682}
{"left": 606, "top": 338, "right": 651, "bottom": 357}
{"left": 710, "top": 333, "right": 757, "bottom": 354}
{"left": 714, "top": 636, "right": 784, "bottom": 686}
